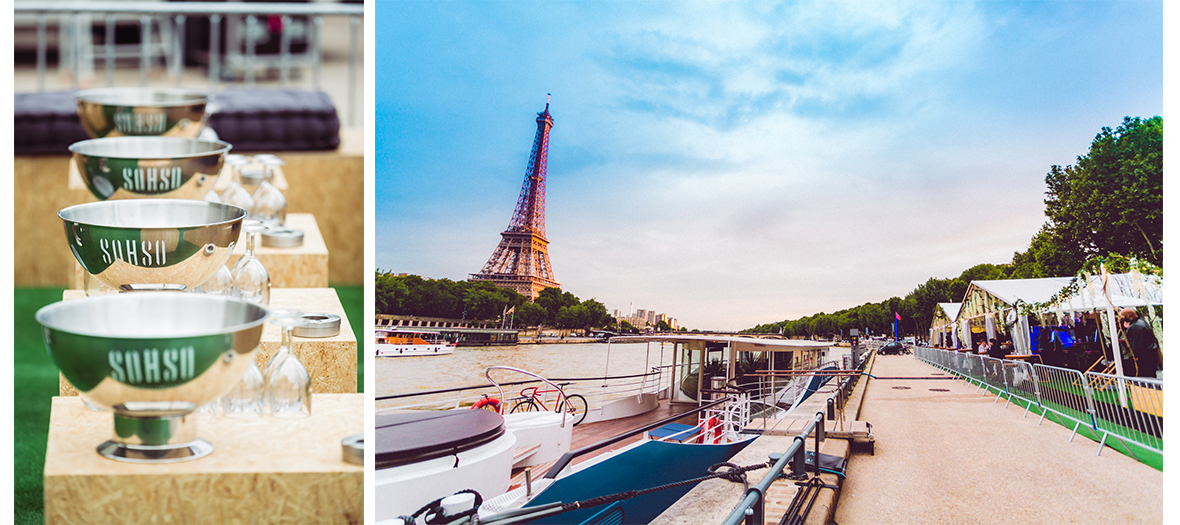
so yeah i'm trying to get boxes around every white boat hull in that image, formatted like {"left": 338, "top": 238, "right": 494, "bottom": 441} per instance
{"left": 376, "top": 432, "right": 516, "bottom": 520}
{"left": 376, "top": 342, "right": 455, "bottom": 357}
{"left": 502, "top": 411, "right": 573, "bottom": 468}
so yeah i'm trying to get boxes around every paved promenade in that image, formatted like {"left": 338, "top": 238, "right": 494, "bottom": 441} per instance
{"left": 835, "top": 354, "right": 1163, "bottom": 524}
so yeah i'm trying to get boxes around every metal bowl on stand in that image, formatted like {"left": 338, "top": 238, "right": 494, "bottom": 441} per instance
{"left": 59, "top": 200, "right": 246, "bottom": 292}
{"left": 75, "top": 87, "right": 208, "bottom": 138}
{"left": 37, "top": 293, "right": 268, "bottom": 462}
{"left": 69, "top": 137, "right": 232, "bottom": 201}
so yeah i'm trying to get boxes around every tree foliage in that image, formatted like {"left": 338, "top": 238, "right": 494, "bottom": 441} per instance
{"left": 375, "top": 277, "right": 613, "bottom": 333}
{"left": 744, "top": 117, "right": 1163, "bottom": 337}
{"left": 375, "top": 272, "right": 524, "bottom": 320}
{"left": 1014, "top": 116, "right": 1163, "bottom": 277}
{"left": 744, "top": 264, "right": 1017, "bottom": 339}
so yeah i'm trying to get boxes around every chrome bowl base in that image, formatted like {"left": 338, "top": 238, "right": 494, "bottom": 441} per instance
{"left": 97, "top": 439, "right": 214, "bottom": 463}
{"left": 98, "top": 412, "right": 213, "bottom": 463}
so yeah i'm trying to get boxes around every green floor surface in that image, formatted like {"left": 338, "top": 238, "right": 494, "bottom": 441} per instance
{"left": 13, "top": 286, "right": 364, "bottom": 524}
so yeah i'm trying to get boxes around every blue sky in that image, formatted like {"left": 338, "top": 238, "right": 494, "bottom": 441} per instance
{"left": 375, "top": 1, "right": 1162, "bottom": 331}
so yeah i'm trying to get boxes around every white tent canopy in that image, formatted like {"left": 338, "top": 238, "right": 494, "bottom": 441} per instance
{"left": 961, "top": 273, "right": 1162, "bottom": 358}
{"left": 970, "top": 277, "right": 1073, "bottom": 307}
{"left": 930, "top": 303, "right": 962, "bottom": 348}
{"left": 971, "top": 274, "right": 1162, "bottom": 313}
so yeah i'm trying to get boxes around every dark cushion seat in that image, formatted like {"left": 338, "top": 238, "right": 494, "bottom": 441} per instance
{"left": 14, "top": 88, "right": 341, "bottom": 155}
{"left": 207, "top": 89, "right": 340, "bottom": 151}
{"left": 14, "top": 91, "right": 92, "bottom": 155}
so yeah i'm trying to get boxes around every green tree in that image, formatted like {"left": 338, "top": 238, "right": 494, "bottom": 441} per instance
{"left": 515, "top": 301, "right": 547, "bottom": 327}
{"left": 535, "top": 287, "right": 579, "bottom": 325}
{"left": 1042, "top": 116, "right": 1163, "bottom": 266}
{"left": 579, "top": 299, "right": 613, "bottom": 330}
{"left": 1009, "top": 226, "right": 1087, "bottom": 278}
{"left": 375, "top": 271, "right": 408, "bottom": 314}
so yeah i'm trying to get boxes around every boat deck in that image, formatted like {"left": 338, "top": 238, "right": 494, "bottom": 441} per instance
{"left": 572, "top": 398, "right": 700, "bottom": 451}
{"left": 509, "top": 398, "right": 699, "bottom": 489}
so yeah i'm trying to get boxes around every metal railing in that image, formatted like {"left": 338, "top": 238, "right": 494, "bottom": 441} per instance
{"left": 14, "top": 1, "right": 364, "bottom": 126}
{"left": 913, "top": 346, "right": 1163, "bottom": 462}
{"left": 721, "top": 411, "right": 827, "bottom": 525}
{"left": 720, "top": 360, "right": 867, "bottom": 525}
{"left": 374, "top": 368, "right": 668, "bottom": 415}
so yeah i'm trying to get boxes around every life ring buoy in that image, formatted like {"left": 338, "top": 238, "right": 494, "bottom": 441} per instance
{"left": 471, "top": 397, "right": 501, "bottom": 413}
{"left": 697, "top": 416, "right": 721, "bottom": 444}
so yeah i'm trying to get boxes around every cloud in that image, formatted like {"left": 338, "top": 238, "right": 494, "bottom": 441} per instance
{"left": 376, "top": 0, "right": 1162, "bottom": 331}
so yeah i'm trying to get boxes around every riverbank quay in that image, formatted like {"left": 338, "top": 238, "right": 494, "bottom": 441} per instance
{"left": 833, "top": 353, "right": 1162, "bottom": 524}
{"left": 518, "top": 336, "right": 602, "bottom": 344}
{"left": 652, "top": 352, "right": 878, "bottom": 525}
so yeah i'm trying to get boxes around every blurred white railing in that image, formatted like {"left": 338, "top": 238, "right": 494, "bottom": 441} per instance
{"left": 14, "top": 1, "right": 364, "bottom": 125}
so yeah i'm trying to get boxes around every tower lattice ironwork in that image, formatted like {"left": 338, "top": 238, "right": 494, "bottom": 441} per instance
{"left": 470, "top": 100, "right": 560, "bottom": 300}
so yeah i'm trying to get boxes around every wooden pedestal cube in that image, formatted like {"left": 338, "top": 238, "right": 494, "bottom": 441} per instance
{"left": 71, "top": 213, "right": 329, "bottom": 290}
{"left": 43, "top": 394, "right": 363, "bottom": 525}
{"left": 59, "top": 287, "right": 358, "bottom": 395}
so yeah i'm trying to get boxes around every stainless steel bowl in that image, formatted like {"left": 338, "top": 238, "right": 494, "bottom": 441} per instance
{"left": 75, "top": 87, "right": 208, "bottom": 138}
{"left": 60, "top": 200, "right": 245, "bottom": 292}
{"left": 69, "top": 137, "right": 232, "bottom": 201}
{"left": 37, "top": 293, "right": 268, "bottom": 462}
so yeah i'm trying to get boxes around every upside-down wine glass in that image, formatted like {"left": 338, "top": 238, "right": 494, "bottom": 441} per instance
{"left": 250, "top": 154, "right": 288, "bottom": 229}
{"left": 220, "top": 154, "right": 255, "bottom": 213}
{"left": 232, "top": 219, "right": 270, "bottom": 306}
{"left": 220, "top": 352, "right": 265, "bottom": 419}
{"left": 83, "top": 271, "right": 118, "bottom": 296}
{"left": 264, "top": 309, "right": 312, "bottom": 419}
{"left": 193, "top": 264, "right": 234, "bottom": 295}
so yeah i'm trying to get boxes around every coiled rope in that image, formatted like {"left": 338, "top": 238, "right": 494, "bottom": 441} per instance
{"left": 556, "top": 461, "right": 768, "bottom": 514}
{"left": 401, "top": 461, "right": 772, "bottom": 524}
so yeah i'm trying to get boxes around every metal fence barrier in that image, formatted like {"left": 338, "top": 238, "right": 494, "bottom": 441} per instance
{"left": 14, "top": 1, "right": 364, "bottom": 126}
{"left": 913, "top": 346, "right": 1163, "bottom": 462}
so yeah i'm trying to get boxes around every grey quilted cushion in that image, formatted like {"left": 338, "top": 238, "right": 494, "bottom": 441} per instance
{"left": 14, "top": 91, "right": 91, "bottom": 155}
{"left": 14, "top": 89, "right": 340, "bottom": 154}
{"left": 207, "top": 89, "right": 340, "bottom": 151}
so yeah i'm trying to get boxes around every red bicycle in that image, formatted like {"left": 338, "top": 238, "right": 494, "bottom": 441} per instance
{"left": 509, "top": 383, "right": 588, "bottom": 425}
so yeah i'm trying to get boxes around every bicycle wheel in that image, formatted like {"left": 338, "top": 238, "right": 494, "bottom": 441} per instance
{"left": 562, "top": 394, "right": 588, "bottom": 426}
{"left": 510, "top": 398, "right": 540, "bottom": 413}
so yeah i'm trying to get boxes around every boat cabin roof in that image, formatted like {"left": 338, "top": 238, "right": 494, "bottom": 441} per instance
{"left": 610, "top": 334, "right": 832, "bottom": 352}
{"left": 375, "top": 328, "right": 439, "bottom": 336}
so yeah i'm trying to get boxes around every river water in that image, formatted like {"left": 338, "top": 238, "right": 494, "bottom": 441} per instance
{"left": 375, "top": 342, "right": 676, "bottom": 408}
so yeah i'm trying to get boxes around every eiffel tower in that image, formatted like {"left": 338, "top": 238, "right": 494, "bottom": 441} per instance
{"left": 470, "top": 99, "right": 560, "bottom": 300}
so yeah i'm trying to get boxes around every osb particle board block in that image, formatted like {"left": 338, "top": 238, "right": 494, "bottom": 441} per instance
{"left": 14, "top": 155, "right": 94, "bottom": 286}
{"left": 67, "top": 158, "right": 290, "bottom": 192}
{"left": 43, "top": 394, "right": 362, "bottom": 525}
{"left": 71, "top": 213, "right": 329, "bottom": 289}
{"left": 60, "top": 288, "right": 357, "bottom": 396}
{"left": 276, "top": 128, "right": 363, "bottom": 285}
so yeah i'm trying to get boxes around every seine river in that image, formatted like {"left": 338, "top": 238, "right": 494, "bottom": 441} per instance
{"left": 375, "top": 342, "right": 676, "bottom": 409}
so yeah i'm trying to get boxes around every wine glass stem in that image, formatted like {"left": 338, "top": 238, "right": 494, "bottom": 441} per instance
{"left": 246, "top": 230, "right": 257, "bottom": 258}
{"left": 282, "top": 325, "right": 294, "bottom": 350}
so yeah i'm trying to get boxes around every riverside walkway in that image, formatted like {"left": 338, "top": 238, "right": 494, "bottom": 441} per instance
{"left": 834, "top": 353, "right": 1163, "bottom": 524}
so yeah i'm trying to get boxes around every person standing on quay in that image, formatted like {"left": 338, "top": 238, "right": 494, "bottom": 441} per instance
{"left": 1119, "top": 308, "right": 1160, "bottom": 378}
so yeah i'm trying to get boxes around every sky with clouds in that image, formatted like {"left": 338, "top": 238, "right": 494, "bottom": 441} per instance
{"left": 375, "top": 1, "right": 1162, "bottom": 331}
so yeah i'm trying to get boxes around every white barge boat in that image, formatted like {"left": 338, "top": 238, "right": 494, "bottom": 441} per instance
{"left": 376, "top": 328, "right": 456, "bottom": 357}
{"left": 378, "top": 334, "right": 857, "bottom": 524}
